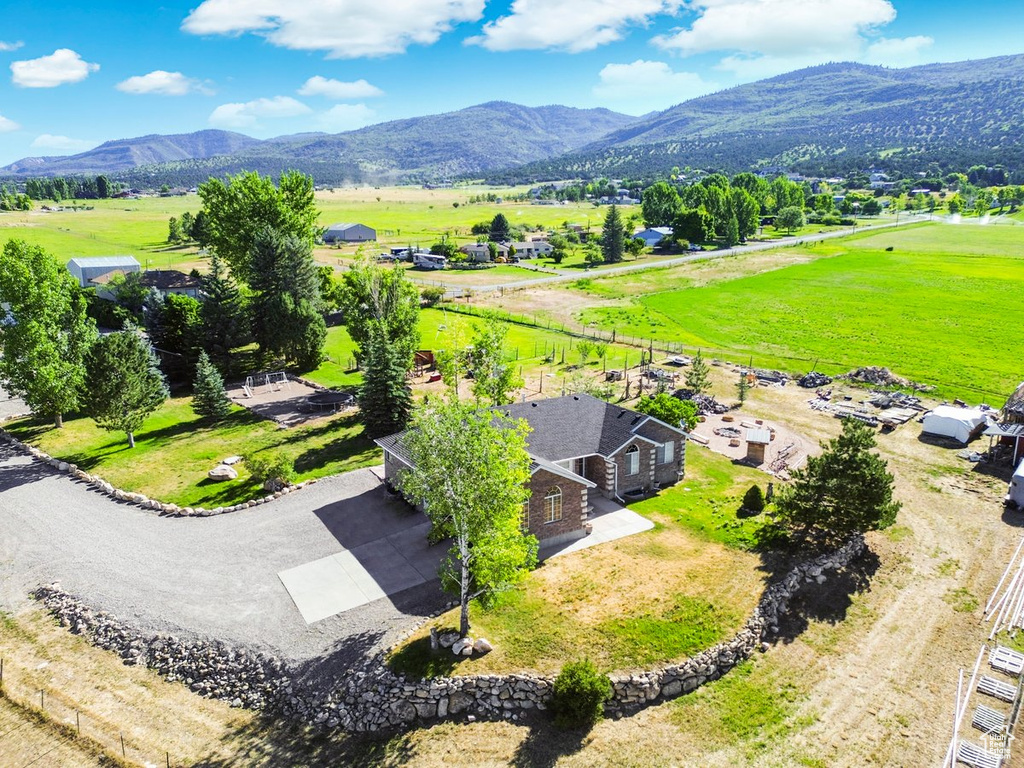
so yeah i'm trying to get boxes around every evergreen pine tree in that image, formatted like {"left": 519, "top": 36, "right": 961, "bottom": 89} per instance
{"left": 358, "top": 325, "right": 413, "bottom": 439}
{"left": 200, "top": 253, "right": 247, "bottom": 372}
{"left": 686, "top": 350, "right": 711, "bottom": 394}
{"left": 191, "top": 351, "right": 232, "bottom": 420}
{"left": 737, "top": 369, "right": 750, "bottom": 403}
{"left": 601, "top": 204, "right": 625, "bottom": 263}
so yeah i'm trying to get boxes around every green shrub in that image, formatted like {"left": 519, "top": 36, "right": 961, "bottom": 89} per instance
{"left": 420, "top": 286, "right": 445, "bottom": 307}
{"left": 742, "top": 484, "right": 765, "bottom": 513}
{"left": 243, "top": 453, "right": 294, "bottom": 490}
{"left": 550, "top": 659, "right": 612, "bottom": 729}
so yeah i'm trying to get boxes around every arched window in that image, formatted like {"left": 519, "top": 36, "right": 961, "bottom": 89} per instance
{"left": 544, "top": 486, "right": 562, "bottom": 524}
{"left": 625, "top": 444, "right": 640, "bottom": 476}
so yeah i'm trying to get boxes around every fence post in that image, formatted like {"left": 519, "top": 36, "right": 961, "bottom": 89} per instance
{"left": 76, "top": 710, "right": 80, "bottom": 736}
{"left": 121, "top": 732, "right": 126, "bottom": 758}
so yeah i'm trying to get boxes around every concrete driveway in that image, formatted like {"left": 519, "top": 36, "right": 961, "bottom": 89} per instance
{"left": 0, "top": 445, "right": 445, "bottom": 662}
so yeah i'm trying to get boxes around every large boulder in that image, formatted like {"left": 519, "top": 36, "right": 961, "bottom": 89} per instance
{"left": 208, "top": 464, "right": 238, "bottom": 481}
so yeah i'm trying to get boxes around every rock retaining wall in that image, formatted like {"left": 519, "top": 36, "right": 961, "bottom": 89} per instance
{"left": 0, "top": 428, "right": 316, "bottom": 518}
{"left": 33, "top": 535, "right": 865, "bottom": 733}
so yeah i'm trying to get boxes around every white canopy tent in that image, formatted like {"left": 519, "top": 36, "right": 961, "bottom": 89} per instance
{"left": 921, "top": 406, "right": 991, "bottom": 444}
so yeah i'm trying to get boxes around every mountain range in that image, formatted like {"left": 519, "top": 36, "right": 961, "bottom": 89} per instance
{"left": 3, "top": 53, "right": 1023, "bottom": 185}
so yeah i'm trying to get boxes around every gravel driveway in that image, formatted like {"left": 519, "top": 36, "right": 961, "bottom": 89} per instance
{"left": 0, "top": 443, "right": 446, "bottom": 665}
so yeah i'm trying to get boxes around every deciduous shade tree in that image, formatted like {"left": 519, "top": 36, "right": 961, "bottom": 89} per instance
{"left": 358, "top": 324, "right": 413, "bottom": 439}
{"left": 600, "top": 204, "right": 625, "bottom": 264}
{"left": 776, "top": 205, "right": 806, "bottom": 233}
{"left": 672, "top": 207, "right": 714, "bottom": 244}
{"left": 191, "top": 350, "right": 232, "bottom": 421}
{"left": 84, "top": 327, "right": 169, "bottom": 448}
{"left": 400, "top": 400, "right": 538, "bottom": 637}
{"left": 685, "top": 350, "right": 711, "bottom": 395}
{"left": 635, "top": 391, "right": 698, "bottom": 431}
{"left": 338, "top": 259, "right": 420, "bottom": 368}
{"left": 248, "top": 226, "right": 326, "bottom": 371}
{"left": 467, "top": 314, "right": 523, "bottom": 406}
{"left": 0, "top": 240, "right": 97, "bottom": 427}
{"left": 773, "top": 418, "right": 900, "bottom": 549}
{"left": 148, "top": 292, "right": 203, "bottom": 378}
{"left": 198, "top": 170, "right": 318, "bottom": 284}
{"left": 641, "top": 181, "right": 682, "bottom": 227}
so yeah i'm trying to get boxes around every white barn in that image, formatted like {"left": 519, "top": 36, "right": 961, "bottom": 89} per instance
{"left": 323, "top": 223, "right": 376, "bottom": 243}
{"left": 66, "top": 256, "right": 140, "bottom": 288}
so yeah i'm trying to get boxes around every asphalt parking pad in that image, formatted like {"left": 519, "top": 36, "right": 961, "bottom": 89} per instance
{"left": 279, "top": 521, "right": 442, "bottom": 624}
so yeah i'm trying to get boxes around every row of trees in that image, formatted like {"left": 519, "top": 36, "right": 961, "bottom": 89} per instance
{"left": 23, "top": 175, "right": 118, "bottom": 201}
{"left": 0, "top": 240, "right": 168, "bottom": 446}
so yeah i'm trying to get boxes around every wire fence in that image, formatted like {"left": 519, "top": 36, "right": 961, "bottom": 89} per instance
{"left": 0, "top": 658, "right": 174, "bottom": 768}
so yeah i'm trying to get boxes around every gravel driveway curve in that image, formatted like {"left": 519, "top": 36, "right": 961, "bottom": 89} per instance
{"left": 0, "top": 442, "right": 445, "bottom": 664}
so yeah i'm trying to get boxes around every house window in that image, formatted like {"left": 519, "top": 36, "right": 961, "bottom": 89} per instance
{"left": 521, "top": 501, "right": 530, "bottom": 532}
{"left": 625, "top": 445, "right": 640, "bottom": 476}
{"left": 544, "top": 487, "right": 562, "bottom": 524}
{"left": 657, "top": 441, "right": 675, "bottom": 464}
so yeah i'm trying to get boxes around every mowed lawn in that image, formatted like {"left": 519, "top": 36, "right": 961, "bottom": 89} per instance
{"left": 388, "top": 447, "right": 770, "bottom": 678}
{"left": 578, "top": 223, "right": 1024, "bottom": 400}
{"left": 5, "top": 398, "right": 377, "bottom": 508}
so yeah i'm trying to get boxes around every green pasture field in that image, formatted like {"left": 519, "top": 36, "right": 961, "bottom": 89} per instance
{"left": 306, "top": 306, "right": 643, "bottom": 391}
{"left": 0, "top": 186, "right": 599, "bottom": 272}
{"left": 4, "top": 398, "right": 377, "bottom": 508}
{"left": 575, "top": 222, "right": 1024, "bottom": 400}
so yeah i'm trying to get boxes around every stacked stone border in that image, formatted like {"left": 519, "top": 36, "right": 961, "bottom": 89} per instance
{"left": 0, "top": 425, "right": 316, "bottom": 518}
{"left": 33, "top": 534, "right": 865, "bottom": 733}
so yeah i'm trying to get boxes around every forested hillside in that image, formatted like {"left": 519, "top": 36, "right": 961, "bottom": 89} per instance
{"left": 500, "top": 55, "right": 1024, "bottom": 181}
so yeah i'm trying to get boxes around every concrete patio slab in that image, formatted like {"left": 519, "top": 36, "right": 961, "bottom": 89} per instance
{"left": 542, "top": 500, "right": 654, "bottom": 559}
{"left": 278, "top": 520, "right": 442, "bottom": 624}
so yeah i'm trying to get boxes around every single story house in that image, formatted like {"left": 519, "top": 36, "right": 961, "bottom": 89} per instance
{"left": 140, "top": 270, "right": 202, "bottom": 299}
{"left": 323, "top": 223, "right": 376, "bottom": 243}
{"left": 633, "top": 227, "right": 673, "bottom": 248}
{"left": 511, "top": 241, "right": 553, "bottom": 258}
{"left": 376, "top": 393, "right": 686, "bottom": 546}
{"left": 460, "top": 242, "right": 509, "bottom": 263}
{"left": 67, "top": 256, "right": 140, "bottom": 289}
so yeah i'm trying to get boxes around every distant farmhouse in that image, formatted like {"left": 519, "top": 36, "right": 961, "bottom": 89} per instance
{"left": 140, "top": 270, "right": 202, "bottom": 299}
{"left": 323, "top": 223, "right": 376, "bottom": 243}
{"left": 633, "top": 227, "right": 673, "bottom": 248}
{"left": 377, "top": 394, "right": 686, "bottom": 547}
{"left": 67, "top": 256, "right": 140, "bottom": 290}
{"left": 460, "top": 242, "right": 509, "bottom": 263}
{"left": 511, "top": 240, "right": 553, "bottom": 258}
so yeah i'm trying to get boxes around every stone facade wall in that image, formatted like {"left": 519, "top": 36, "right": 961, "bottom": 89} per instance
{"left": 34, "top": 536, "right": 866, "bottom": 734}
{"left": 0, "top": 429, "right": 316, "bottom": 518}
{"left": 525, "top": 468, "right": 587, "bottom": 542}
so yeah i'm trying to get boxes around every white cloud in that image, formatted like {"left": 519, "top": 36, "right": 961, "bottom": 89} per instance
{"left": 654, "top": 0, "right": 896, "bottom": 57}
{"left": 0, "top": 41, "right": 24, "bottom": 52}
{"left": 317, "top": 104, "right": 377, "bottom": 131}
{"left": 0, "top": 114, "right": 20, "bottom": 132}
{"left": 116, "top": 70, "right": 211, "bottom": 96}
{"left": 11, "top": 48, "right": 99, "bottom": 88}
{"left": 468, "top": 0, "right": 680, "bottom": 53}
{"left": 182, "top": 0, "right": 484, "bottom": 58}
{"left": 209, "top": 96, "right": 312, "bottom": 129}
{"left": 298, "top": 76, "right": 383, "bottom": 99}
{"left": 864, "top": 35, "right": 934, "bottom": 67}
{"left": 594, "top": 60, "right": 716, "bottom": 113}
{"left": 31, "top": 134, "right": 95, "bottom": 153}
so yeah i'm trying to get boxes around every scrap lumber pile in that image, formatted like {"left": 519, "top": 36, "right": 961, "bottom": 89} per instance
{"left": 752, "top": 368, "right": 789, "bottom": 386}
{"left": 838, "top": 366, "right": 935, "bottom": 392}
{"left": 672, "top": 389, "right": 729, "bottom": 415}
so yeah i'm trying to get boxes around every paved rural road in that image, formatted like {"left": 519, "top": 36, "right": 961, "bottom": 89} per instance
{"left": 0, "top": 444, "right": 446, "bottom": 665}
{"left": 428, "top": 216, "right": 925, "bottom": 297}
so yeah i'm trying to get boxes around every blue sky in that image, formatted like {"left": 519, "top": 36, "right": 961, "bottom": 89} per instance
{"left": 0, "top": 0, "right": 1021, "bottom": 165}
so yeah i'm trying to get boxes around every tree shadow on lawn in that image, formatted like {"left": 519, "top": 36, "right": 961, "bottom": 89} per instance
{"left": 510, "top": 718, "right": 593, "bottom": 768}
{"left": 768, "top": 547, "right": 881, "bottom": 646}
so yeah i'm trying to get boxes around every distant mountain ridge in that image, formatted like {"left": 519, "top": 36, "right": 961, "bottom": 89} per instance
{"left": 2, "top": 130, "right": 263, "bottom": 175}
{"left": 1, "top": 103, "right": 636, "bottom": 185}
{"left": 4, "top": 54, "right": 1023, "bottom": 185}
{"left": 504, "top": 54, "right": 1024, "bottom": 180}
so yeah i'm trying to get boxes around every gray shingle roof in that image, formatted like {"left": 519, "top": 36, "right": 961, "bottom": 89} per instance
{"left": 1005, "top": 382, "right": 1024, "bottom": 417}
